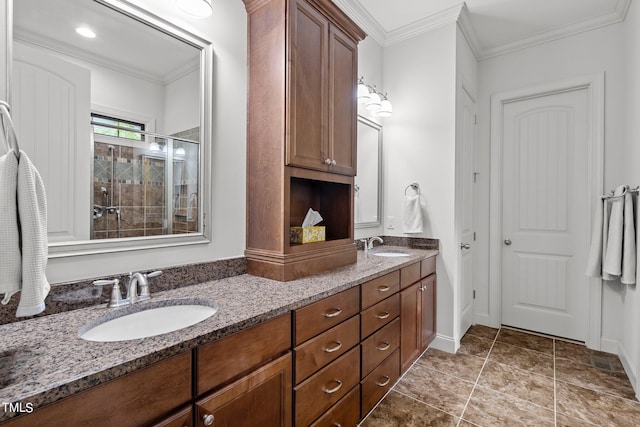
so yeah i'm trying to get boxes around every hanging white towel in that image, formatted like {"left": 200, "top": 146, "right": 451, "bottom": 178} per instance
{"left": 603, "top": 185, "right": 627, "bottom": 278}
{"left": 0, "top": 150, "right": 21, "bottom": 303}
{"left": 621, "top": 190, "right": 636, "bottom": 285}
{"left": 403, "top": 194, "right": 423, "bottom": 234}
{"left": 15, "top": 150, "right": 50, "bottom": 317}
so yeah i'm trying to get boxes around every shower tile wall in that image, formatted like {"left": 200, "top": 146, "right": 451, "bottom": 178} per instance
{"left": 93, "top": 142, "right": 166, "bottom": 239}
{"left": 171, "top": 127, "right": 200, "bottom": 234}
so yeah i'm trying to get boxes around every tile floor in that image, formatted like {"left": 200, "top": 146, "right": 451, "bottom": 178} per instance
{"left": 361, "top": 326, "right": 640, "bottom": 426}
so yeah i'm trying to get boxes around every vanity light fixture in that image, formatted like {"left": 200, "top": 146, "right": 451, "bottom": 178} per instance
{"left": 377, "top": 94, "right": 393, "bottom": 117}
{"left": 357, "top": 76, "right": 393, "bottom": 117}
{"left": 75, "top": 27, "right": 96, "bottom": 39}
{"left": 357, "top": 77, "right": 370, "bottom": 102}
{"left": 176, "top": 0, "right": 213, "bottom": 18}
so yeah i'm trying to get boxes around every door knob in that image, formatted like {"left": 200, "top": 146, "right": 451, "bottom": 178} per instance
{"left": 460, "top": 243, "right": 471, "bottom": 250}
{"left": 504, "top": 239, "right": 512, "bottom": 246}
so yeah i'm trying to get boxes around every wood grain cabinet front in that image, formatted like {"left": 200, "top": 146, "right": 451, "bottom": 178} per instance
{"left": 195, "top": 353, "right": 292, "bottom": 427}
{"left": 360, "top": 349, "right": 400, "bottom": 418}
{"left": 309, "top": 385, "right": 360, "bottom": 427}
{"left": 360, "top": 293, "right": 400, "bottom": 339}
{"left": 294, "top": 347, "right": 360, "bottom": 426}
{"left": 361, "top": 318, "right": 400, "bottom": 378}
{"left": 152, "top": 406, "right": 193, "bottom": 427}
{"left": 1, "top": 351, "right": 192, "bottom": 427}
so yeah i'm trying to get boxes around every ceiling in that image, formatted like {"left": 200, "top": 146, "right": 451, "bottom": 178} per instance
{"left": 13, "top": 0, "right": 201, "bottom": 85}
{"left": 333, "top": 0, "right": 631, "bottom": 59}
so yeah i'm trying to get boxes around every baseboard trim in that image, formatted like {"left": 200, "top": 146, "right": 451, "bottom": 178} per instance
{"left": 429, "top": 334, "right": 458, "bottom": 354}
{"left": 473, "top": 314, "right": 500, "bottom": 329}
{"left": 617, "top": 341, "right": 639, "bottom": 400}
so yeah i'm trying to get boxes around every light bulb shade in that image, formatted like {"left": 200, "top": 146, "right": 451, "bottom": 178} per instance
{"left": 175, "top": 147, "right": 186, "bottom": 156}
{"left": 149, "top": 142, "right": 160, "bottom": 151}
{"left": 357, "top": 83, "right": 370, "bottom": 101}
{"left": 365, "top": 92, "right": 382, "bottom": 111}
{"left": 176, "top": 0, "right": 213, "bottom": 17}
{"left": 376, "top": 99, "right": 393, "bottom": 117}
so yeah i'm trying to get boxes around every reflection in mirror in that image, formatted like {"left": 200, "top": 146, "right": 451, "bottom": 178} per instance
{"left": 10, "top": 0, "right": 212, "bottom": 254}
{"left": 355, "top": 115, "right": 382, "bottom": 228}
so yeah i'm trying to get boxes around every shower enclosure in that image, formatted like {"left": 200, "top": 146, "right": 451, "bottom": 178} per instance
{"left": 91, "top": 122, "right": 200, "bottom": 240}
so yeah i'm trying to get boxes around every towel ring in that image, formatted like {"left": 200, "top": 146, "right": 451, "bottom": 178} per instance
{"left": 601, "top": 186, "right": 640, "bottom": 200}
{"left": 405, "top": 182, "right": 420, "bottom": 196}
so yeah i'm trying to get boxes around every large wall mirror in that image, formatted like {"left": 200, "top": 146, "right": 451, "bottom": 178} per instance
{"left": 9, "top": 0, "right": 213, "bottom": 257}
{"left": 355, "top": 115, "right": 382, "bottom": 229}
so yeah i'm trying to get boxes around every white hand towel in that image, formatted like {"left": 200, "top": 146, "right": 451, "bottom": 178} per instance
{"left": 621, "top": 191, "right": 636, "bottom": 285}
{"left": 403, "top": 194, "right": 423, "bottom": 234}
{"left": 603, "top": 185, "right": 627, "bottom": 278}
{"left": 0, "top": 150, "right": 21, "bottom": 303}
{"left": 601, "top": 196, "right": 615, "bottom": 280}
{"left": 586, "top": 197, "right": 604, "bottom": 278}
{"left": 15, "top": 150, "right": 50, "bottom": 317}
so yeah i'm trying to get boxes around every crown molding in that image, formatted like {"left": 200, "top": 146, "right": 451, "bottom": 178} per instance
{"left": 333, "top": 0, "right": 631, "bottom": 59}
{"left": 478, "top": 0, "right": 632, "bottom": 60}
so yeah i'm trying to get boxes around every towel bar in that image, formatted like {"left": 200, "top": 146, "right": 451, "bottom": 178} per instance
{"left": 0, "top": 100, "right": 21, "bottom": 159}
{"left": 601, "top": 186, "right": 639, "bottom": 200}
{"left": 405, "top": 182, "right": 420, "bottom": 196}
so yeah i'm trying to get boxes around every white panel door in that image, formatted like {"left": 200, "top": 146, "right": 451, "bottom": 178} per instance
{"left": 501, "top": 88, "right": 589, "bottom": 341}
{"left": 459, "top": 88, "right": 476, "bottom": 337}
{"left": 12, "top": 43, "right": 91, "bottom": 242}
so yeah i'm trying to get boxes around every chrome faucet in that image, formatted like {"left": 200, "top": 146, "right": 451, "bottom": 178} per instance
{"left": 93, "top": 270, "right": 162, "bottom": 308}
{"left": 360, "top": 236, "right": 384, "bottom": 254}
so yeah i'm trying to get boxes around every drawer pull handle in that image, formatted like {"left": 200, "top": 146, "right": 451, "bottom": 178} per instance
{"left": 322, "top": 380, "right": 343, "bottom": 394}
{"left": 202, "top": 414, "right": 215, "bottom": 426}
{"left": 375, "top": 311, "right": 390, "bottom": 319}
{"left": 376, "top": 376, "right": 391, "bottom": 387}
{"left": 376, "top": 341, "right": 391, "bottom": 351}
{"left": 323, "top": 341, "right": 343, "bottom": 353}
{"left": 377, "top": 285, "right": 390, "bottom": 292}
{"left": 323, "top": 308, "right": 343, "bottom": 318}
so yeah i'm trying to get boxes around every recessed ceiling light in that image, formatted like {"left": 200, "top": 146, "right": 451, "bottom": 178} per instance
{"left": 76, "top": 27, "right": 96, "bottom": 39}
{"left": 176, "top": 0, "right": 213, "bottom": 18}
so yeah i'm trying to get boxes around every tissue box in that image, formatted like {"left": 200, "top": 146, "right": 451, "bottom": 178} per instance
{"left": 290, "top": 226, "right": 326, "bottom": 244}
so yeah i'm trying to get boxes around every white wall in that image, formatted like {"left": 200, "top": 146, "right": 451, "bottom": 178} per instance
{"left": 44, "top": 0, "right": 247, "bottom": 282}
{"left": 383, "top": 24, "right": 458, "bottom": 346}
{"left": 476, "top": 23, "right": 627, "bottom": 346}
{"left": 164, "top": 69, "right": 199, "bottom": 135}
{"left": 621, "top": 0, "right": 640, "bottom": 397}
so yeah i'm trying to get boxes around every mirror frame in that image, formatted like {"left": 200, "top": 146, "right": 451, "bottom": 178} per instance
{"left": 8, "top": 0, "right": 214, "bottom": 258}
{"left": 355, "top": 114, "right": 383, "bottom": 229}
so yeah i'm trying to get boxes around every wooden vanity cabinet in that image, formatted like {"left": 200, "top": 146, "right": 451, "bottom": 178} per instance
{"left": 243, "top": 0, "right": 366, "bottom": 281}
{"left": 1, "top": 351, "right": 192, "bottom": 427}
{"left": 400, "top": 259, "right": 438, "bottom": 373}
{"left": 195, "top": 353, "right": 292, "bottom": 427}
{"left": 288, "top": 0, "right": 358, "bottom": 176}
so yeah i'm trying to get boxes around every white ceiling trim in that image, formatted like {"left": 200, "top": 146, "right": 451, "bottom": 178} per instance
{"left": 334, "top": 0, "right": 631, "bottom": 60}
{"left": 477, "top": 0, "right": 632, "bottom": 60}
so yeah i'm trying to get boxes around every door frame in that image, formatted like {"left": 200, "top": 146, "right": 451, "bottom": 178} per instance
{"left": 488, "top": 73, "right": 604, "bottom": 349}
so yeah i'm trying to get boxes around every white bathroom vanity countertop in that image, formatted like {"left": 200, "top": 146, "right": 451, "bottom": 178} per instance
{"left": 0, "top": 247, "right": 437, "bottom": 422}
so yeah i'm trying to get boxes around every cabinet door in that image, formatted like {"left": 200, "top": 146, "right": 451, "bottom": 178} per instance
{"left": 421, "top": 275, "right": 437, "bottom": 350}
{"left": 195, "top": 353, "right": 292, "bottom": 427}
{"left": 400, "top": 282, "right": 421, "bottom": 373}
{"left": 327, "top": 25, "right": 357, "bottom": 176}
{"left": 287, "top": 0, "right": 329, "bottom": 171}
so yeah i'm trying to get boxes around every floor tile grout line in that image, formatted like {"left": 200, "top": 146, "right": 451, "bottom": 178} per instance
{"left": 455, "top": 328, "right": 500, "bottom": 427}
{"left": 392, "top": 389, "right": 466, "bottom": 422}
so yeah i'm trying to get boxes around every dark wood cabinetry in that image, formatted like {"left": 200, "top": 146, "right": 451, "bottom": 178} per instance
{"left": 400, "top": 261, "right": 438, "bottom": 373}
{"left": 243, "top": 0, "right": 365, "bottom": 281}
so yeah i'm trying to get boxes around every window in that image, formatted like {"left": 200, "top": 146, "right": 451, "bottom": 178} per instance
{"left": 91, "top": 113, "right": 145, "bottom": 141}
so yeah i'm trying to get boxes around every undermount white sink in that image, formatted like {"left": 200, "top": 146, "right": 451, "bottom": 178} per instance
{"left": 370, "top": 251, "right": 411, "bottom": 258}
{"left": 79, "top": 300, "right": 219, "bottom": 342}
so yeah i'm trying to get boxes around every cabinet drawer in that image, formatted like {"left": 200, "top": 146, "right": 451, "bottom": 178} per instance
{"left": 309, "top": 384, "right": 360, "bottom": 427}
{"left": 197, "top": 314, "right": 291, "bottom": 395}
{"left": 361, "top": 349, "right": 400, "bottom": 418}
{"left": 361, "top": 271, "right": 400, "bottom": 309}
{"left": 361, "top": 318, "right": 400, "bottom": 378}
{"left": 360, "top": 293, "right": 400, "bottom": 339}
{"left": 295, "top": 287, "right": 360, "bottom": 345}
{"left": 295, "top": 315, "right": 360, "bottom": 384}
{"left": 400, "top": 262, "right": 421, "bottom": 289}
{"left": 294, "top": 347, "right": 360, "bottom": 427}
{"left": 196, "top": 353, "right": 292, "bottom": 427}
{"left": 421, "top": 256, "right": 436, "bottom": 278}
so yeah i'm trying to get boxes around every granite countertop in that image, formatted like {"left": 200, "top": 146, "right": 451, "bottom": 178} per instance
{"left": 0, "top": 247, "right": 437, "bottom": 421}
